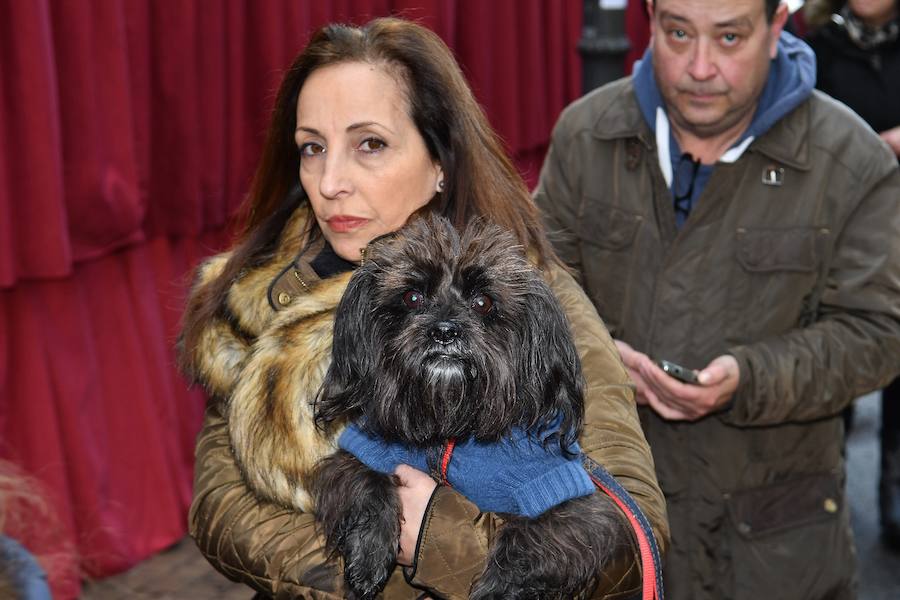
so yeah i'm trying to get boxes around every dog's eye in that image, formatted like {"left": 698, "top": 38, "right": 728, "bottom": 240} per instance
{"left": 470, "top": 293, "right": 494, "bottom": 316}
{"left": 402, "top": 290, "right": 425, "bottom": 309}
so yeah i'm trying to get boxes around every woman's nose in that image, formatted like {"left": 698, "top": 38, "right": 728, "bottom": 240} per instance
{"left": 318, "top": 151, "right": 353, "bottom": 199}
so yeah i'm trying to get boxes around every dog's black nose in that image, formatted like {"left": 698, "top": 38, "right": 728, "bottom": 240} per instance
{"left": 430, "top": 321, "right": 460, "bottom": 345}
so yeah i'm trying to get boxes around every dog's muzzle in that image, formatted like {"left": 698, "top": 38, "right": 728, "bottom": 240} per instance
{"left": 429, "top": 321, "right": 460, "bottom": 345}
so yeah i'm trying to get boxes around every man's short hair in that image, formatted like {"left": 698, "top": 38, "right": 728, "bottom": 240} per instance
{"left": 652, "top": 0, "right": 782, "bottom": 23}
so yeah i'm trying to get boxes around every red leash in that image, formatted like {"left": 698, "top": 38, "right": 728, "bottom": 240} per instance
{"left": 589, "top": 473, "right": 660, "bottom": 600}
{"left": 439, "top": 438, "right": 456, "bottom": 487}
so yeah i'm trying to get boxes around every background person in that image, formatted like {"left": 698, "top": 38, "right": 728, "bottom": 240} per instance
{"left": 535, "top": 0, "right": 900, "bottom": 598}
{"left": 805, "top": 0, "right": 900, "bottom": 552}
{"left": 178, "top": 17, "right": 668, "bottom": 599}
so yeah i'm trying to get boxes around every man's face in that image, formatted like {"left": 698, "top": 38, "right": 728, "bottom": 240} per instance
{"left": 648, "top": 0, "right": 788, "bottom": 139}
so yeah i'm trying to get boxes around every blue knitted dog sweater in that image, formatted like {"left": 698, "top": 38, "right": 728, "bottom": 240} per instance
{"left": 338, "top": 423, "right": 595, "bottom": 518}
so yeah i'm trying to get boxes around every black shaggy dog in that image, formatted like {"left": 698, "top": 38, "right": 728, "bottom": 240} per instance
{"left": 313, "top": 215, "right": 629, "bottom": 600}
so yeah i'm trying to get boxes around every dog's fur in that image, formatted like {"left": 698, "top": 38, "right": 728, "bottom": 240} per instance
{"left": 312, "top": 215, "right": 629, "bottom": 600}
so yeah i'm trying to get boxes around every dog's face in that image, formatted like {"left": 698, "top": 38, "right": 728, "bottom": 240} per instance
{"left": 316, "top": 215, "right": 583, "bottom": 447}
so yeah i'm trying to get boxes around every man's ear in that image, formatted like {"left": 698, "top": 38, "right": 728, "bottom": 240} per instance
{"left": 646, "top": 0, "right": 656, "bottom": 37}
{"left": 769, "top": 2, "right": 790, "bottom": 59}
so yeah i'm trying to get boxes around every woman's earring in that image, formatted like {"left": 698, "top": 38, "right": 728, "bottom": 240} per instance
{"left": 437, "top": 179, "right": 445, "bottom": 193}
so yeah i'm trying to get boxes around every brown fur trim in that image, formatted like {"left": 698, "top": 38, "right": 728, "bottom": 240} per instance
{"left": 181, "top": 207, "right": 315, "bottom": 399}
{"left": 181, "top": 205, "right": 349, "bottom": 509}
{"left": 227, "top": 270, "right": 354, "bottom": 511}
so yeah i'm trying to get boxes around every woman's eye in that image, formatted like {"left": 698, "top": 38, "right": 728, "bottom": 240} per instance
{"left": 300, "top": 142, "right": 325, "bottom": 157}
{"left": 470, "top": 293, "right": 494, "bottom": 316}
{"left": 402, "top": 290, "right": 425, "bottom": 309}
{"left": 359, "top": 138, "right": 387, "bottom": 153}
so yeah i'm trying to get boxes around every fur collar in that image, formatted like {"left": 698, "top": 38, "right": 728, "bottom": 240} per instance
{"left": 184, "top": 206, "right": 352, "bottom": 510}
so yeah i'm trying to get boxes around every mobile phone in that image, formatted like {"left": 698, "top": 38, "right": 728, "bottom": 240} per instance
{"left": 655, "top": 359, "right": 700, "bottom": 384}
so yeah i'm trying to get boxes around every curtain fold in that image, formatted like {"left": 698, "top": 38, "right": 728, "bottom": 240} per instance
{"left": 0, "top": 2, "right": 582, "bottom": 598}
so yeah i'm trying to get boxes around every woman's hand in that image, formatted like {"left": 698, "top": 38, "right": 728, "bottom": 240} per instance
{"left": 394, "top": 464, "right": 437, "bottom": 567}
{"left": 881, "top": 126, "right": 900, "bottom": 157}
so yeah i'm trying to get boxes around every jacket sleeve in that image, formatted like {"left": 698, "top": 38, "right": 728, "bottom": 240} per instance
{"left": 725, "top": 160, "right": 900, "bottom": 425}
{"left": 189, "top": 401, "right": 346, "bottom": 600}
{"left": 406, "top": 264, "right": 669, "bottom": 600}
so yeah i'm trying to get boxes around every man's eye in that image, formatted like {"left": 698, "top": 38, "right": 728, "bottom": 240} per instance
{"left": 300, "top": 142, "right": 325, "bottom": 156}
{"left": 722, "top": 32, "right": 740, "bottom": 45}
{"left": 671, "top": 29, "right": 688, "bottom": 40}
{"left": 359, "top": 138, "right": 387, "bottom": 153}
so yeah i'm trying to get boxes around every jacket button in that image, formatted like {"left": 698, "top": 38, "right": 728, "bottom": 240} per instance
{"left": 737, "top": 522, "right": 752, "bottom": 535}
{"left": 278, "top": 292, "right": 292, "bottom": 306}
{"left": 823, "top": 498, "right": 838, "bottom": 513}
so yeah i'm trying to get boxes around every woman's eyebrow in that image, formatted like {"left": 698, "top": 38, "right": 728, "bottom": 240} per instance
{"left": 295, "top": 122, "right": 397, "bottom": 135}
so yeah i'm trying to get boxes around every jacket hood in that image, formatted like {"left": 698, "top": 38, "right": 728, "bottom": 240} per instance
{"left": 633, "top": 30, "right": 817, "bottom": 166}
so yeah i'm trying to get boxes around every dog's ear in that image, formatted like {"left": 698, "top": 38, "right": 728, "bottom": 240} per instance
{"left": 314, "top": 266, "right": 380, "bottom": 429}
{"left": 517, "top": 277, "right": 585, "bottom": 452}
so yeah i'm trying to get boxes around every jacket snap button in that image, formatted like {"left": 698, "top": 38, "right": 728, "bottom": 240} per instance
{"left": 278, "top": 291, "right": 292, "bottom": 306}
{"left": 823, "top": 498, "right": 838, "bottom": 513}
{"left": 738, "top": 522, "right": 752, "bottom": 535}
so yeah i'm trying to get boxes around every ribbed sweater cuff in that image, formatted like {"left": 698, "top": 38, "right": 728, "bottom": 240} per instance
{"left": 503, "top": 461, "right": 595, "bottom": 518}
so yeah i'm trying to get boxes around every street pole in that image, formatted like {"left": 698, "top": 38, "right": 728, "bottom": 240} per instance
{"left": 578, "top": 0, "right": 631, "bottom": 94}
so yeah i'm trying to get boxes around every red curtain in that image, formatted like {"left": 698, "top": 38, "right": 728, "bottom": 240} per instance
{"left": 625, "top": 0, "right": 651, "bottom": 75}
{"left": 0, "top": 2, "right": 582, "bottom": 598}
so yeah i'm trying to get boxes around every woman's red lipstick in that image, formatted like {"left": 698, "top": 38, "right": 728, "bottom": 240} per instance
{"left": 326, "top": 216, "right": 369, "bottom": 233}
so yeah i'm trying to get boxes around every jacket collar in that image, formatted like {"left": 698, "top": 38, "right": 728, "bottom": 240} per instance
{"left": 747, "top": 98, "right": 812, "bottom": 171}
{"left": 589, "top": 78, "right": 812, "bottom": 171}
{"left": 590, "top": 79, "right": 654, "bottom": 148}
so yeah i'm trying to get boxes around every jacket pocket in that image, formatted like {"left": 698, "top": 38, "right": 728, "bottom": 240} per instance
{"left": 727, "top": 226, "right": 827, "bottom": 342}
{"left": 577, "top": 202, "right": 643, "bottom": 335}
{"left": 726, "top": 471, "right": 840, "bottom": 538}
{"left": 724, "top": 472, "right": 854, "bottom": 600}
{"left": 736, "top": 226, "right": 819, "bottom": 273}
{"left": 578, "top": 204, "right": 642, "bottom": 250}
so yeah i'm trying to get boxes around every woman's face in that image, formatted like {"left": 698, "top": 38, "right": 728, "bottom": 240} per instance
{"left": 295, "top": 61, "right": 442, "bottom": 262}
{"left": 848, "top": 0, "right": 898, "bottom": 27}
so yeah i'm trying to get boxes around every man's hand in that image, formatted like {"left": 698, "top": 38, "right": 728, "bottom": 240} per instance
{"left": 614, "top": 340, "right": 739, "bottom": 421}
{"left": 613, "top": 340, "right": 657, "bottom": 406}
{"left": 639, "top": 354, "right": 739, "bottom": 420}
{"left": 394, "top": 464, "right": 437, "bottom": 567}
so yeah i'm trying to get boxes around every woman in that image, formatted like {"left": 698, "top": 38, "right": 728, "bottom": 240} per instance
{"left": 179, "top": 18, "right": 668, "bottom": 599}
{"left": 806, "top": 0, "right": 900, "bottom": 153}
{"left": 805, "top": 0, "right": 900, "bottom": 552}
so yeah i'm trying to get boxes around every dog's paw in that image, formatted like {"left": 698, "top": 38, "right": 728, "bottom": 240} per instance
{"left": 469, "top": 570, "right": 544, "bottom": 600}
{"left": 469, "top": 516, "right": 557, "bottom": 600}
{"left": 341, "top": 511, "right": 398, "bottom": 600}
{"left": 313, "top": 452, "right": 402, "bottom": 600}
{"left": 471, "top": 494, "right": 627, "bottom": 600}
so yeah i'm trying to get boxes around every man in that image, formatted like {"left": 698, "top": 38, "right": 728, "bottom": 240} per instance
{"left": 535, "top": 0, "right": 900, "bottom": 598}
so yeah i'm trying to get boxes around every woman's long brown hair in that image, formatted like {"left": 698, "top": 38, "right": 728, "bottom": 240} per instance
{"left": 180, "top": 17, "right": 557, "bottom": 360}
